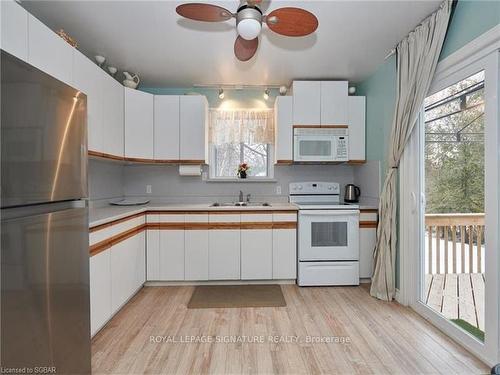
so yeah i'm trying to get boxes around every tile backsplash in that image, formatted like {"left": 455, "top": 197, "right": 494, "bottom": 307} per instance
{"left": 89, "top": 159, "right": 380, "bottom": 206}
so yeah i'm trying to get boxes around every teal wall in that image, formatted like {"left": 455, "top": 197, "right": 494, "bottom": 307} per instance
{"left": 141, "top": 87, "right": 279, "bottom": 109}
{"left": 357, "top": 0, "right": 499, "bottom": 288}
{"left": 440, "top": 0, "right": 500, "bottom": 60}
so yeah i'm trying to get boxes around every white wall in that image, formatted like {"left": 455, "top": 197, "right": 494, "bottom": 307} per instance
{"left": 88, "top": 159, "right": 124, "bottom": 202}
{"left": 122, "top": 164, "right": 355, "bottom": 203}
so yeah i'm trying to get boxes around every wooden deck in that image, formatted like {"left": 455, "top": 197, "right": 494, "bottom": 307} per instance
{"left": 424, "top": 273, "right": 485, "bottom": 331}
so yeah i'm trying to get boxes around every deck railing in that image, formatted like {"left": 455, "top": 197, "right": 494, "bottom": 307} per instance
{"left": 425, "top": 213, "right": 484, "bottom": 274}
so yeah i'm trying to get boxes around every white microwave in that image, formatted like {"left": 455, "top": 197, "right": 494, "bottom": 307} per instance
{"left": 293, "top": 128, "right": 349, "bottom": 162}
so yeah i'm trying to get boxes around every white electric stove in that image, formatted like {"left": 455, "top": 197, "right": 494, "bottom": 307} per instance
{"left": 290, "top": 182, "right": 360, "bottom": 286}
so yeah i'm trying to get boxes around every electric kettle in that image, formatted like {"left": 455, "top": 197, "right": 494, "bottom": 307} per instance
{"left": 344, "top": 184, "right": 361, "bottom": 203}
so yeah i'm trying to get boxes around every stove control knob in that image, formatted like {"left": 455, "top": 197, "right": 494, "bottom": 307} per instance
{"left": 328, "top": 185, "right": 333, "bottom": 190}
{"left": 297, "top": 185, "right": 303, "bottom": 190}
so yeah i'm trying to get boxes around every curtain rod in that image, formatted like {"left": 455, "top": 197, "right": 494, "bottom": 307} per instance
{"left": 384, "top": 48, "right": 396, "bottom": 60}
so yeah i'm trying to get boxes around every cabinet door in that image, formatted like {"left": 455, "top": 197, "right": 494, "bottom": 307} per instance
{"left": 146, "top": 229, "right": 160, "bottom": 281}
{"left": 159, "top": 230, "right": 185, "bottom": 280}
{"left": 359, "top": 227, "right": 376, "bottom": 279}
{"left": 179, "top": 95, "right": 207, "bottom": 162}
{"left": 185, "top": 230, "right": 209, "bottom": 280}
{"left": 110, "top": 238, "right": 133, "bottom": 313}
{"left": 110, "top": 233, "right": 144, "bottom": 313}
{"left": 293, "top": 81, "right": 321, "bottom": 126}
{"left": 209, "top": 229, "right": 240, "bottom": 280}
{"left": 102, "top": 73, "right": 124, "bottom": 157}
{"left": 28, "top": 14, "right": 73, "bottom": 85}
{"left": 241, "top": 229, "right": 273, "bottom": 280}
{"left": 1, "top": 0, "right": 28, "bottom": 61}
{"left": 133, "top": 231, "right": 146, "bottom": 289}
{"left": 274, "top": 96, "right": 293, "bottom": 164}
{"left": 320, "top": 81, "right": 348, "bottom": 125}
{"left": 73, "top": 51, "right": 103, "bottom": 153}
{"left": 272, "top": 229, "right": 297, "bottom": 279}
{"left": 154, "top": 95, "right": 180, "bottom": 160}
{"left": 124, "top": 87, "right": 154, "bottom": 159}
{"left": 348, "top": 96, "right": 366, "bottom": 162}
{"left": 89, "top": 250, "right": 111, "bottom": 336}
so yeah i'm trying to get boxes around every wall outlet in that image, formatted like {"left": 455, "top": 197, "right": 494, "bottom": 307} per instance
{"left": 146, "top": 185, "right": 152, "bottom": 194}
{"left": 276, "top": 185, "right": 282, "bottom": 195}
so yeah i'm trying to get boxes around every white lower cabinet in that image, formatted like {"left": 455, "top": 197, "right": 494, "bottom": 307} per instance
{"left": 146, "top": 229, "right": 160, "bottom": 280}
{"left": 272, "top": 229, "right": 296, "bottom": 279}
{"left": 359, "top": 227, "right": 376, "bottom": 279}
{"left": 209, "top": 229, "right": 240, "bottom": 280}
{"left": 89, "top": 250, "right": 111, "bottom": 336}
{"left": 185, "top": 230, "right": 209, "bottom": 280}
{"left": 241, "top": 229, "right": 273, "bottom": 280}
{"left": 110, "top": 232, "right": 145, "bottom": 313}
{"left": 160, "top": 230, "right": 185, "bottom": 280}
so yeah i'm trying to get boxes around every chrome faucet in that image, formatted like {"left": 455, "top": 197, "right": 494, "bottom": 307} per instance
{"left": 239, "top": 190, "right": 243, "bottom": 202}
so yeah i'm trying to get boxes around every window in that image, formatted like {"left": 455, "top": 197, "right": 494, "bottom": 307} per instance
{"left": 209, "top": 109, "right": 274, "bottom": 179}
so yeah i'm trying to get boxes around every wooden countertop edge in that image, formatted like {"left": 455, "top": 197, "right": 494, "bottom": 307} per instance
{"left": 89, "top": 221, "right": 297, "bottom": 256}
{"left": 90, "top": 209, "right": 298, "bottom": 230}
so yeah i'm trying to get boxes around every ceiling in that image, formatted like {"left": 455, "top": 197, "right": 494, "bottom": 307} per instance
{"left": 21, "top": 0, "right": 442, "bottom": 87}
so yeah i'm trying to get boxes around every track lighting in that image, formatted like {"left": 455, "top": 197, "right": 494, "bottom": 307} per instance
{"left": 218, "top": 88, "right": 224, "bottom": 99}
{"left": 263, "top": 88, "right": 269, "bottom": 100}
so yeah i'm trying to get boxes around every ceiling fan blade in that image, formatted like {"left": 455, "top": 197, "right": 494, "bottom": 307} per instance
{"left": 176, "top": 3, "right": 233, "bottom": 22}
{"left": 265, "top": 7, "right": 318, "bottom": 37}
{"left": 234, "top": 36, "right": 258, "bottom": 61}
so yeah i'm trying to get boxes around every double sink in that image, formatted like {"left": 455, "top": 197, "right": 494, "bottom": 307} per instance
{"left": 210, "top": 202, "right": 271, "bottom": 207}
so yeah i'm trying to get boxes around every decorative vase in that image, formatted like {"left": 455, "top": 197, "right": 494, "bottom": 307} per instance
{"left": 239, "top": 171, "right": 247, "bottom": 179}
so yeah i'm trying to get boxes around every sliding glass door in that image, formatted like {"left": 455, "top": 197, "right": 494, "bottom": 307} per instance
{"left": 422, "top": 70, "right": 486, "bottom": 341}
{"left": 405, "top": 50, "right": 499, "bottom": 365}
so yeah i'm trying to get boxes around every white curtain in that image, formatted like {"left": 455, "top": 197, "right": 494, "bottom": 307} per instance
{"left": 371, "top": 0, "right": 453, "bottom": 301}
{"left": 209, "top": 109, "right": 274, "bottom": 145}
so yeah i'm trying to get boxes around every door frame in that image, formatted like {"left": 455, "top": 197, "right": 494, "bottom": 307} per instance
{"left": 398, "top": 29, "right": 500, "bottom": 366}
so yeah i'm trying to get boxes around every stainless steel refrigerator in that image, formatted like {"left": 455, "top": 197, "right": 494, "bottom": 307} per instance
{"left": 1, "top": 51, "right": 91, "bottom": 374}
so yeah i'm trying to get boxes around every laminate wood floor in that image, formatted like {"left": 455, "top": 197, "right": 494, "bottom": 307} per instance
{"left": 91, "top": 285, "right": 488, "bottom": 374}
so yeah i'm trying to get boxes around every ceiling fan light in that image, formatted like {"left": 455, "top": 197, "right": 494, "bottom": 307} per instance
{"left": 237, "top": 18, "right": 261, "bottom": 40}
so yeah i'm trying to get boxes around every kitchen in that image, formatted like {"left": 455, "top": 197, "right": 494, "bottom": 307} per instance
{"left": 1, "top": 0, "right": 498, "bottom": 374}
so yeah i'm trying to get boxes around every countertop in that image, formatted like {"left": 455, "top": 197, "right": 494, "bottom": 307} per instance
{"left": 89, "top": 202, "right": 299, "bottom": 227}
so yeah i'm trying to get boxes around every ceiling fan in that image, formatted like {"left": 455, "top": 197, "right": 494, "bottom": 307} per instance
{"left": 176, "top": 1, "right": 319, "bottom": 61}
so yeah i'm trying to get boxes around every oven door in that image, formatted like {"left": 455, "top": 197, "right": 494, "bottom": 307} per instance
{"left": 294, "top": 135, "right": 336, "bottom": 161}
{"left": 298, "top": 210, "right": 359, "bottom": 261}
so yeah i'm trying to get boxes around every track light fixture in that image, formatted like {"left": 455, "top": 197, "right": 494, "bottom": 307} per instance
{"left": 218, "top": 88, "right": 224, "bottom": 99}
{"left": 263, "top": 88, "right": 269, "bottom": 100}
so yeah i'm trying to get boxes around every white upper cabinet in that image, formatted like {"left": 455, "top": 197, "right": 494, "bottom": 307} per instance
{"left": 179, "top": 95, "right": 208, "bottom": 162}
{"left": 293, "top": 81, "right": 349, "bottom": 126}
{"left": 28, "top": 14, "right": 73, "bottom": 85}
{"left": 73, "top": 50, "right": 103, "bottom": 153}
{"left": 320, "top": 81, "right": 348, "bottom": 125}
{"left": 293, "top": 81, "right": 321, "bottom": 126}
{"left": 348, "top": 96, "right": 366, "bottom": 162}
{"left": 1, "top": 0, "right": 28, "bottom": 61}
{"left": 101, "top": 72, "right": 124, "bottom": 157}
{"left": 124, "top": 88, "right": 154, "bottom": 159}
{"left": 274, "top": 96, "right": 293, "bottom": 164}
{"left": 154, "top": 95, "right": 180, "bottom": 160}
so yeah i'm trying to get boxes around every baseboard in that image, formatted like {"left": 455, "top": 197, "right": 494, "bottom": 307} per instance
{"left": 145, "top": 279, "right": 297, "bottom": 287}
{"left": 359, "top": 278, "right": 371, "bottom": 284}
{"left": 91, "top": 284, "right": 144, "bottom": 339}
{"left": 395, "top": 288, "right": 401, "bottom": 303}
